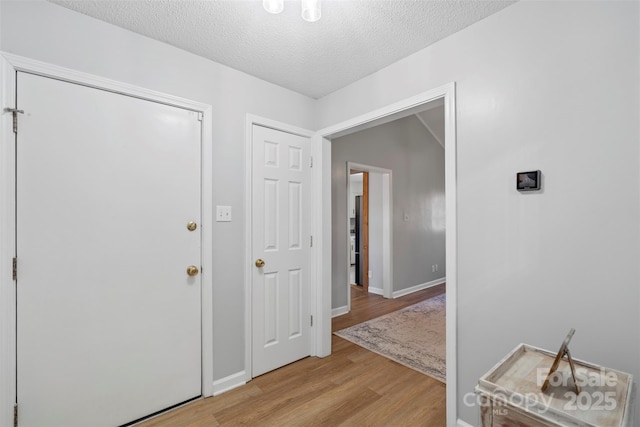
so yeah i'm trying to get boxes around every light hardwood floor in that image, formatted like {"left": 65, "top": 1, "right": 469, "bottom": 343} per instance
{"left": 141, "top": 284, "right": 446, "bottom": 427}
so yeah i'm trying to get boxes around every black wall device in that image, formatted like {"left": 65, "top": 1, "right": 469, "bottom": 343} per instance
{"left": 516, "top": 170, "right": 541, "bottom": 191}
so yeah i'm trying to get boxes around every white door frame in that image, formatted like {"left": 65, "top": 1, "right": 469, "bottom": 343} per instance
{"left": 314, "top": 82, "right": 457, "bottom": 426}
{"left": 244, "top": 115, "right": 317, "bottom": 380}
{"left": 346, "top": 162, "right": 393, "bottom": 303}
{"left": 0, "top": 53, "right": 215, "bottom": 427}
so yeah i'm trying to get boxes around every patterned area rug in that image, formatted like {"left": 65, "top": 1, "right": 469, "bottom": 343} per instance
{"left": 334, "top": 293, "right": 446, "bottom": 382}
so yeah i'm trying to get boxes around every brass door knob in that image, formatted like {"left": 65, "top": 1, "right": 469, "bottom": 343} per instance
{"left": 255, "top": 259, "right": 265, "bottom": 268}
{"left": 187, "top": 221, "right": 197, "bottom": 231}
{"left": 186, "top": 265, "right": 199, "bottom": 276}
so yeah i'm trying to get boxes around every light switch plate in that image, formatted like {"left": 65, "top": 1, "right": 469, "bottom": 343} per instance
{"left": 216, "top": 205, "right": 232, "bottom": 222}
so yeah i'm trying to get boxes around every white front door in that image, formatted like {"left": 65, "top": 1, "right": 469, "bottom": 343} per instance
{"left": 251, "top": 124, "right": 311, "bottom": 377}
{"left": 16, "top": 72, "right": 202, "bottom": 427}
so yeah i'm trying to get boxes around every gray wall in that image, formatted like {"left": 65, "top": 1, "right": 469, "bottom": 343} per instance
{"left": 332, "top": 115, "right": 446, "bottom": 310}
{"left": 368, "top": 172, "right": 384, "bottom": 293}
{"left": 318, "top": 1, "right": 640, "bottom": 424}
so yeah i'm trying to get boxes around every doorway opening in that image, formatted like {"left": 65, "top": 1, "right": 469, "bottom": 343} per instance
{"left": 346, "top": 163, "right": 393, "bottom": 311}
{"left": 315, "top": 82, "right": 457, "bottom": 423}
{"left": 349, "top": 170, "right": 368, "bottom": 291}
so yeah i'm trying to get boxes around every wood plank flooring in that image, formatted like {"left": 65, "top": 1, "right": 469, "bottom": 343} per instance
{"left": 141, "top": 284, "right": 446, "bottom": 427}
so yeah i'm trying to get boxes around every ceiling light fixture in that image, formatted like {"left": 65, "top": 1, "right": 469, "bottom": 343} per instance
{"left": 263, "top": 0, "right": 283, "bottom": 14}
{"left": 301, "top": 0, "right": 321, "bottom": 22}
{"left": 263, "top": 0, "right": 321, "bottom": 22}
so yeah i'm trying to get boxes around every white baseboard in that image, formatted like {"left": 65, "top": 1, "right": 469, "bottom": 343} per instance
{"left": 457, "top": 419, "right": 475, "bottom": 427}
{"left": 212, "top": 371, "right": 247, "bottom": 396}
{"left": 368, "top": 286, "right": 384, "bottom": 296}
{"left": 392, "top": 277, "right": 446, "bottom": 298}
{"left": 331, "top": 305, "right": 349, "bottom": 318}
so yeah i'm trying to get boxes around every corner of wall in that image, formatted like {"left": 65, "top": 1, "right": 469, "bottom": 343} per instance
{"left": 212, "top": 371, "right": 248, "bottom": 396}
{"left": 331, "top": 305, "right": 349, "bottom": 318}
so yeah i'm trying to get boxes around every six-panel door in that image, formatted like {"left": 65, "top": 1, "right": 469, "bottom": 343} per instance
{"left": 251, "top": 124, "right": 311, "bottom": 377}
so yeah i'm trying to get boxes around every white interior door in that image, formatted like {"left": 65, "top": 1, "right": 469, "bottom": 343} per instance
{"left": 16, "top": 72, "right": 202, "bottom": 427}
{"left": 252, "top": 124, "right": 311, "bottom": 377}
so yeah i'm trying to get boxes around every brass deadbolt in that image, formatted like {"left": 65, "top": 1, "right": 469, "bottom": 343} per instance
{"left": 186, "top": 265, "right": 199, "bottom": 276}
{"left": 187, "top": 221, "right": 197, "bottom": 231}
{"left": 255, "top": 259, "right": 265, "bottom": 268}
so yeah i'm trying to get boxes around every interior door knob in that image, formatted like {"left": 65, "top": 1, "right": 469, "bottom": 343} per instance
{"left": 186, "top": 265, "right": 199, "bottom": 276}
{"left": 255, "top": 259, "right": 265, "bottom": 268}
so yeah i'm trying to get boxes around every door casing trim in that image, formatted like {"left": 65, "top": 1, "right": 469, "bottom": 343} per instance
{"left": 0, "top": 52, "right": 215, "bottom": 427}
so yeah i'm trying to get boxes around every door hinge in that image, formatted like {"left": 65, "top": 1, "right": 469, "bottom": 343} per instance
{"left": 310, "top": 236, "right": 313, "bottom": 247}
{"left": 310, "top": 315, "right": 313, "bottom": 327}
{"left": 197, "top": 112, "right": 203, "bottom": 121}
{"left": 12, "top": 257, "right": 17, "bottom": 281}
{"left": 4, "top": 108, "right": 24, "bottom": 134}
{"left": 309, "top": 156, "right": 313, "bottom": 168}
{"left": 13, "top": 403, "right": 18, "bottom": 427}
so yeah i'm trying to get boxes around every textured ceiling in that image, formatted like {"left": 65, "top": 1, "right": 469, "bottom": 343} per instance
{"left": 48, "top": 0, "right": 516, "bottom": 99}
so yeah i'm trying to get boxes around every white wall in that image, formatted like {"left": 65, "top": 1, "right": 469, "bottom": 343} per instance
{"left": 349, "top": 172, "right": 363, "bottom": 220}
{"left": 319, "top": 1, "right": 640, "bottom": 424}
{"left": 332, "top": 115, "right": 446, "bottom": 309}
{"left": 0, "top": 0, "right": 315, "bottom": 384}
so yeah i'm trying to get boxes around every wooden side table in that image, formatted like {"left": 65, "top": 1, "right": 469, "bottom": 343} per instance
{"left": 475, "top": 344, "right": 633, "bottom": 427}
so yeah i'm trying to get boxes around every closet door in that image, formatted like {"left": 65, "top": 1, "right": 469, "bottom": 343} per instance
{"left": 251, "top": 124, "right": 311, "bottom": 377}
